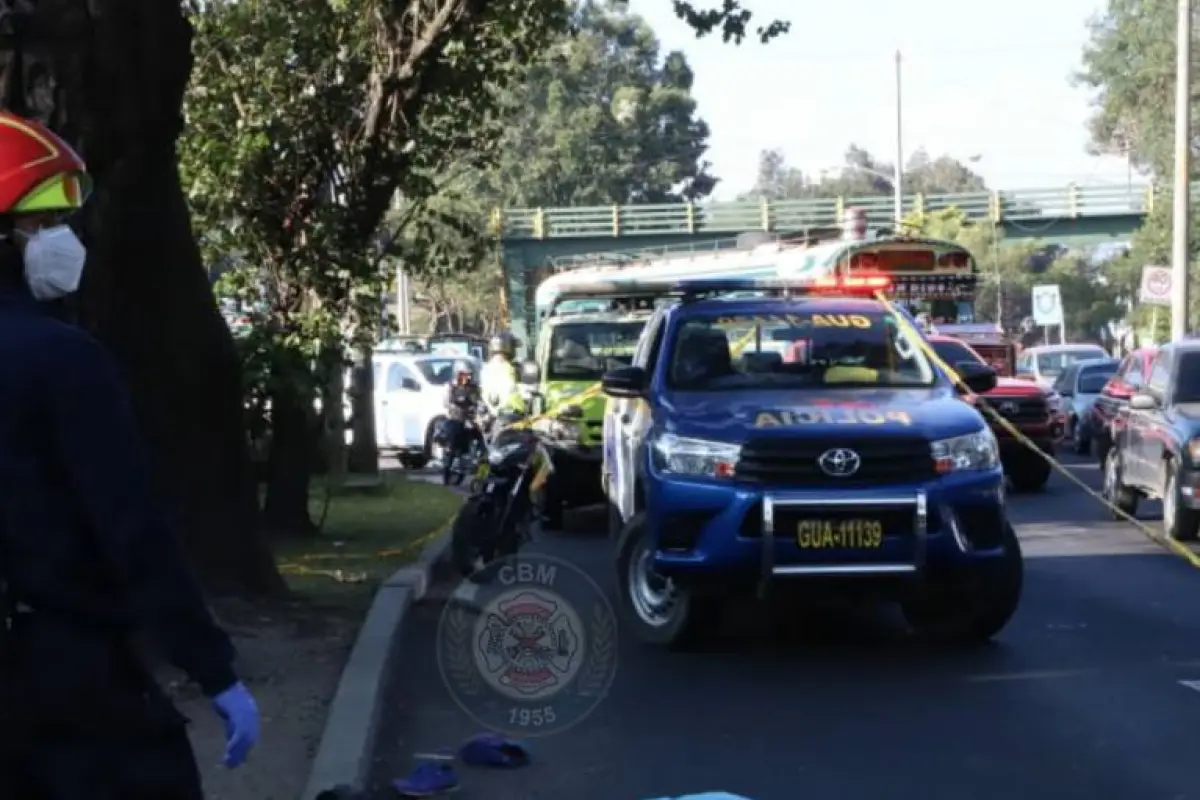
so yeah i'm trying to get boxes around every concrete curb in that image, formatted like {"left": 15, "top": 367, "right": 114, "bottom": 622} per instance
{"left": 300, "top": 509, "right": 458, "bottom": 799}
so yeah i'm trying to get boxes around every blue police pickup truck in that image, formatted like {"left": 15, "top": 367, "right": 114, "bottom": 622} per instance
{"left": 600, "top": 278, "right": 1022, "bottom": 647}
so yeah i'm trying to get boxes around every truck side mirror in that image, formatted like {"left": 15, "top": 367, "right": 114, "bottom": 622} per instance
{"left": 955, "top": 361, "right": 997, "bottom": 394}
{"left": 602, "top": 366, "right": 646, "bottom": 398}
{"left": 1129, "top": 393, "right": 1157, "bottom": 410}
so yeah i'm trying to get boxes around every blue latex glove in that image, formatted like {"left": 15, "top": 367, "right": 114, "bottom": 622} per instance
{"left": 212, "top": 681, "right": 260, "bottom": 768}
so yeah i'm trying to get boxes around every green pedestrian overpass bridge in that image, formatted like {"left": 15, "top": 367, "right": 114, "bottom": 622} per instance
{"left": 492, "top": 181, "right": 1181, "bottom": 342}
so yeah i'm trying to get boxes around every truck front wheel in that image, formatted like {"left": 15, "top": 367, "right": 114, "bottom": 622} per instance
{"left": 615, "top": 512, "right": 719, "bottom": 648}
{"left": 901, "top": 521, "right": 1023, "bottom": 644}
{"left": 1006, "top": 451, "right": 1051, "bottom": 492}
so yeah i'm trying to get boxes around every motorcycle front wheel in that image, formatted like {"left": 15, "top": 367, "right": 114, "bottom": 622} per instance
{"left": 450, "top": 497, "right": 498, "bottom": 578}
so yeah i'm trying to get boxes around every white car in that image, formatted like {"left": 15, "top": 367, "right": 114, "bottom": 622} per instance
{"left": 1015, "top": 343, "right": 1108, "bottom": 389}
{"left": 373, "top": 352, "right": 480, "bottom": 468}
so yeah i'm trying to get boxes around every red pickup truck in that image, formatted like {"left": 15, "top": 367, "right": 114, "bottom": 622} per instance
{"left": 928, "top": 335, "right": 1061, "bottom": 491}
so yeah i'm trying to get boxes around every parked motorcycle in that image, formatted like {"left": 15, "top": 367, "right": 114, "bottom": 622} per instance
{"left": 450, "top": 409, "right": 553, "bottom": 578}
{"left": 440, "top": 409, "right": 487, "bottom": 486}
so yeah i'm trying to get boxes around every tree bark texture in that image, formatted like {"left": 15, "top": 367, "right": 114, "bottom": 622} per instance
{"left": 262, "top": 386, "right": 318, "bottom": 538}
{"left": 3, "top": 0, "right": 284, "bottom": 595}
{"left": 347, "top": 347, "right": 380, "bottom": 475}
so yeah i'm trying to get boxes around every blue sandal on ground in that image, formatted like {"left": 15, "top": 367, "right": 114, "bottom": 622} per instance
{"left": 392, "top": 762, "right": 460, "bottom": 796}
{"left": 458, "top": 733, "right": 531, "bottom": 767}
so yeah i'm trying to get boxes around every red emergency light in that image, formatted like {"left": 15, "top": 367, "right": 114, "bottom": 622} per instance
{"left": 808, "top": 273, "right": 892, "bottom": 293}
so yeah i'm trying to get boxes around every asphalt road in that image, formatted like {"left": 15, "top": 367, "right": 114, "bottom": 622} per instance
{"left": 367, "top": 454, "right": 1200, "bottom": 800}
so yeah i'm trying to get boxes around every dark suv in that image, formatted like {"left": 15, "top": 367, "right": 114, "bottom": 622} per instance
{"left": 1103, "top": 341, "right": 1200, "bottom": 541}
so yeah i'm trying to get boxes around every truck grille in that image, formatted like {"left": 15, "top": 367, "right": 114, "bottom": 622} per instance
{"left": 976, "top": 396, "right": 1048, "bottom": 424}
{"left": 736, "top": 436, "right": 935, "bottom": 487}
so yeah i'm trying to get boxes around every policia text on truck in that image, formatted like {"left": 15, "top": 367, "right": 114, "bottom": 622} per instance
{"left": 601, "top": 276, "right": 1022, "bottom": 648}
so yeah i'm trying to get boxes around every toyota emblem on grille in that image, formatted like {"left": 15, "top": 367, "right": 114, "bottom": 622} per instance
{"left": 999, "top": 401, "right": 1019, "bottom": 416}
{"left": 818, "top": 448, "right": 861, "bottom": 477}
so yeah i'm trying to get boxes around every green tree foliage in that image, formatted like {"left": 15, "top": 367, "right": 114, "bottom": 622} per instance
{"left": 478, "top": 0, "right": 718, "bottom": 206}
{"left": 1076, "top": 0, "right": 1179, "bottom": 176}
{"left": 742, "top": 146, "right": 987, "bottom": 201}
{"left": 906, "top": 208, "right": 1123, "bottom": 344}
{"left": 1077, "top": 0, "right": 1200, "bottom": 339}
{"left": 180, "top": 0, "right": 570, "bottom": 534}
{"left": 394, "top": 0, "right": 723, "bottom": 331}
{"left": 672, "top": 0, "right": 789, "bottom": 43}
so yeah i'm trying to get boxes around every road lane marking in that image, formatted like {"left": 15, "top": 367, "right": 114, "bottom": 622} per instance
{"left": 964, "top": 669, "right": 1089, "bottom": 683}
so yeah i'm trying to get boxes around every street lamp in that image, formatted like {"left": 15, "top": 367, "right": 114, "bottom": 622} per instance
{"left": 894, "top": 50, "right": 903, "bottom": 226}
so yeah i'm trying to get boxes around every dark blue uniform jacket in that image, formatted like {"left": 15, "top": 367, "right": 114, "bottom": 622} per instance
{"left": 0, "top": 289, "right": 235, "bottom": 714}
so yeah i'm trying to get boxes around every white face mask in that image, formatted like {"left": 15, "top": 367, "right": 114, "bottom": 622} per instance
{"left": 22, "top": 224, "right": 86, "bottom": 301}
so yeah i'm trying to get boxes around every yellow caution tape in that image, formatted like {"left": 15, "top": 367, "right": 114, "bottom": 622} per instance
{"left": 875, "top": 291, "right": 1200, "bottom": 569}
{"left": 278, "top": 515, "right": 460, "bottom": 582}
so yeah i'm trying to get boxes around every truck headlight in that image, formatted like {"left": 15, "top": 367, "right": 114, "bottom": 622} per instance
{"left": 650, "top": 433, "right": 740, "bottom": 478}
{"left": 931, "top": 430, "right": 999, "bottom": 473}
{"left": 534, "top": 416, "right": 581, "bottom": 442}
{"left": 557, "top": 404, "right": 584, "bottom": 421}
{"left": 1187, "top": 438, "right": 1200, "bottom": 464}
{"left": 488, "top": 441, "right": 524, "bottom": 465}
{"left": 553, "top": 421, "right": 582, "bottom": 441}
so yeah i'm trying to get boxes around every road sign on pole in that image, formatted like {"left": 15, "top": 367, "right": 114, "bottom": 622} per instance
{"left": 1139, "top": 265, "right": 1172, "bottom": 306}
{"left": 1031, "top": 284, "right": 1063, "bottom": 326}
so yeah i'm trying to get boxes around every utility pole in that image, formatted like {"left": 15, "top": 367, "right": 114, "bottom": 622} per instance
{"left": 1171, "top": 0, "right": 1192, "bottom": 340}
{"left": 893, "top": 50, "right": 904, "bottom": 225}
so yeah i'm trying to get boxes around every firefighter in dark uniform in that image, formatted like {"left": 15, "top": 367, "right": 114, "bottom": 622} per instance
{"left": 0, "top": 111, "right": 259, "bottom": 797}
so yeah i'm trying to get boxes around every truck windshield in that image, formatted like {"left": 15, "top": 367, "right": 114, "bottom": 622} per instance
{"left": 1174, "top": 352, "right": 1200, "bottom": 403}
{"left": 547, "top": 321, "right": 644, "bottom": 381}
{"left": 928, "top": 339, "right": 983, "bottom": 368}
{"left": 1077, "top": 364, "right": 1116, "bottom": 393}
{"left": 1037, "top": 348, "right": 1106, "bottom": 377}
{"left": 415, "top": 358, "right": 476, "bottom": 385}
{"left": 667, "top": 309, "right": 936, "bottom": 390}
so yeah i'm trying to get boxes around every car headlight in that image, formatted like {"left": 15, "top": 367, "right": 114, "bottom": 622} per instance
{"left": 1186, "top": 438, "right": 1200, "bottom": 464}
{"left": 650, "top": 433, "right": 740, "bottom": 478}
{"left": 931, "top": 429, "right": 999, "bottom": 473}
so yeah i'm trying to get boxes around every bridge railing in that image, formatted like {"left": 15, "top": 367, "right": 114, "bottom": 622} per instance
{"left": 494, "top": 182, "right": 1184, "bottom": 240}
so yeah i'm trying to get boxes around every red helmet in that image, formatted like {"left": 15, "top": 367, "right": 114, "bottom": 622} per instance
{"left": 0, "top": 112, "right": 89, "bottom": 215}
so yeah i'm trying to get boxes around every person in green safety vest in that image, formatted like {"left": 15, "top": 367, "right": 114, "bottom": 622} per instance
{"left": 481, "top": 331, "right": 525, "bottom": 416}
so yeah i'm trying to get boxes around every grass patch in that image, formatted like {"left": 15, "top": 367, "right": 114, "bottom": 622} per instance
{"left": 272, "top": 474, "right": 463, "bottom": 609}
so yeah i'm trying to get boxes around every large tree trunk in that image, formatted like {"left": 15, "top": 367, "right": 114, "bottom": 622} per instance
{"left": 347, "top": 347, "right": 380, "bottom": 475}
{"left": 263, "top": 387, "right": 318, "bottom": 537}
{"left": 16, "top": 0, "right": 284, "bottom": 595}
{"left": 319, "top": 347, "right": 349, "bottom": 481}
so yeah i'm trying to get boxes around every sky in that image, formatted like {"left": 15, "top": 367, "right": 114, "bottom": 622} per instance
{"left": 631, "top": 0, "right": 1137, "bottom": 200}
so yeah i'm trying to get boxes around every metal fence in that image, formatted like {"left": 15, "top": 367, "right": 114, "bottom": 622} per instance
{"left": 493, "top": 182, "right": 1183, "bottom": 240}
